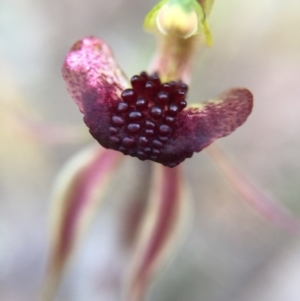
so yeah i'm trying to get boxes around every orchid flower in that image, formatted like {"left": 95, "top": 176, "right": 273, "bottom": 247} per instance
{"left": 42, "top": 1, "right": 300, "bottom": 300}
{"left": 62, "top": 36, "right": 252, "bottom": 168}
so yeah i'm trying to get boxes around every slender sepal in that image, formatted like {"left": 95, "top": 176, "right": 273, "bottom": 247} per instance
{"left": 206, "top": 144, "right": 300, "bottom": 234}
{"left": 125, "top": 165, "right": 191, "bottom": 301}
{"left": 41, "top": 146, "right": 123, "bottom": 300}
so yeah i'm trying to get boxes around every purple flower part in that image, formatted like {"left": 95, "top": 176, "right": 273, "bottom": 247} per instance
{"left": 62, "top": 36, "right": 128, "bottom": 146}
{"left": 163, "top": 88, "right": 253, "bottom": 166}
{"left": 63, "top": 37, "right": 253, "bottom": 167}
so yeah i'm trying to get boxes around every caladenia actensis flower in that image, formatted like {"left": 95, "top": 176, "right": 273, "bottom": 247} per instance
{"left": 61, "top": 0, "right": 252, "bottom": 168}
{"left": 62, "top": 37, "right": 252, "bottom": 167}
{"left": 42, "top": 0, "right": 297, "bottom": 300}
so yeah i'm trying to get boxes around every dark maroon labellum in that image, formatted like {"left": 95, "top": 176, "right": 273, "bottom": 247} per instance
{"left": 107, "top": 72, "right": 189, "bottom": 167}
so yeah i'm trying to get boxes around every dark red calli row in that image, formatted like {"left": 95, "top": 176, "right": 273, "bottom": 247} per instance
{"left": 108, "top": 72, "right": 188, "bottom": 165}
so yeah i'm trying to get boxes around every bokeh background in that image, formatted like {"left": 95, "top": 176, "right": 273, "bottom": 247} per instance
{"left": 1, "top": 0, "right": 300, "bottom": 300}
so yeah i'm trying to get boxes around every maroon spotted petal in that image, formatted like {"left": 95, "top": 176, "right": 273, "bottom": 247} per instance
{"left": 63, "top": 37, "right": 253, "bottom": 168}
{"left": 62, "top": 36, "right": 128, "bottom": 145}
{"left": 161, "top": 88, "right": 253, "bottom": 166}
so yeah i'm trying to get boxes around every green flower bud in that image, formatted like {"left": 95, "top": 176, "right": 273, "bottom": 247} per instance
{"left": 144, "top": 0, "right": 212, "bottom": 44}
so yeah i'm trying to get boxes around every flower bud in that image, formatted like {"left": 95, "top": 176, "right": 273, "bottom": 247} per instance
{"left": 144, "top": 0, "right": 212, "bottom": 44}
{"left": 156, "top": 2, "right": 199, "bottom": 39}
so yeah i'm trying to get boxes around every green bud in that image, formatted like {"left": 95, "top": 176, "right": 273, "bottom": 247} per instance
{"left": 144, "top": 0, "right": 212, "bottom": 44}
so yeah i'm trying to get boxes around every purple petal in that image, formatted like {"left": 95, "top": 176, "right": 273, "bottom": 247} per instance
{"left": 160, "top": 88, "right": 253, "bottom": 166}
{"left": 62, "top": 37, "right": 128, "bottom": 147}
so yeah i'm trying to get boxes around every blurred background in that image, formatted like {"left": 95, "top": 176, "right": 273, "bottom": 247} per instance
{"left": 1, "top": 0, "right": 300, "bottom": 300}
